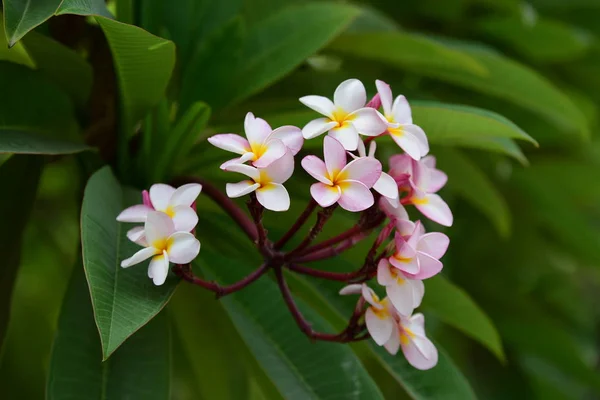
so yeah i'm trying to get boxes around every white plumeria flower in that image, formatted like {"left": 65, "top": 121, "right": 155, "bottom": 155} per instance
{"left": 121, "top": 211, "right": 201, "bottom": 286}
{"left": 225, "top": 150, "right": 294, "bottom": 212}
{"left": 375, "top": 80, "right": 429, "bottom": 160}
{"left": 302, "top": 136, "right": 382, "bottom": 212}
{"left": 355, "top": 140, "right": 399, "bottom": 205}
{"left": 340, "top": 283, "right": 395, "bottom": 346}
{"left": 377, "top": 258, "right": 424, "bottom": 316}
{"left": 208, "top": 112, "right": 304, "bottom": 169}
{"left": 117, "top": 183, "right": 202, "bottom": 244}
{"left": 384, "top": 313, "right": 438, "bottom": 370}
{"left": 299, "top": 79, "right": 388, "bottom": 151}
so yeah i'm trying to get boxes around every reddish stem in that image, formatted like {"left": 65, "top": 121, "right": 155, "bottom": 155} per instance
{"left": 285, "top": 205, "right": 337, "bottom": 259}
{"left": 297, "top": 225, "right": 364, "bottom": 257}
{"left": 275, "top": 199, "right": 317, "bottom": 250}
{"left": 287, "top": 263, "right": 366, "bottom": 282}
{"left": 290, "top": 232, "right": 368, "bottom": 263}
{"left": 248, "top": 194, "right": 268, "bottom": 250}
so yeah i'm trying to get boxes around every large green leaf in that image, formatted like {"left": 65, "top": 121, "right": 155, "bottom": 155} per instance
{"left": 199, "top": 249, "right": 384, "bottom": 399}
{"left": 55, "top": 0, "right": 112, "bottom": 16}
{"left": 47, "top": 265, "right": 170, "bottom": 399}
{"left": 81, "top": 166, "right": 179, "bottom": 359}
{"left": 0, "top": 155, "right": 42, "bottom": 350}
{"left": 435, "top": 148, "right": 511, "bottom": 237}
{"left": 421, "top": 276, "right": 505, "bottom": 361}
{"left": 0, "top": 131, "right": 90, "bottom": 155}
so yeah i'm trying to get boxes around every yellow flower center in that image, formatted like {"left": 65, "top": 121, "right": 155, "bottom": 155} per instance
{"left": 152, "top": 237, "right": 174, "bottom": 253}
{"left": 249, "top": 142, "right": 268, "bottom": 160}
{"left": 329, "top": 108, "right": 355, "bottom": 128}
{"left": 164, "top": 206, "right": 176, "bottom": 218}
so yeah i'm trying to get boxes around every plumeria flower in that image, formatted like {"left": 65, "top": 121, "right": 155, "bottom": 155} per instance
{"left": 389, "top": 221, "right": 449, "bottom": 280}
{"left": 389, "top": 154, "right": 452, "bottom": 227}
{"left": 379, "top": 198, "right": 415, "bottom": 236}
{"left": 117, "top": 183, "right": 202, "bottom": 243}
{"left": 340, "top": 283, "right": 395, "bottom": 346}
{"left": 121, "top": 211, "right": 201, "bottom": 286}
{"left": 208, "top": 112, "right": 303, "bottom": 169}
{"left": 384, "top": 313, "right": 438, "bottom": 370}
{"left": 302, "top": 136, "right": 381, "bottom": 212}
{"left": 299, "top": 79, "right": 387, "bottom": 151}
{"left": 375, "top": 80, "right": 429, "bottom": 160}
{"left": 225, "top": 150, "right": 294, "bottom": 212}
{"left": 353, "top": 141, "right": 399, "bottom": 205}
{"left": 377, "top": 258, "right": 424, "bottom": 316}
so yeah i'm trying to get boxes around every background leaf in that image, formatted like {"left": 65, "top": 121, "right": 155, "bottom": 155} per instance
{"left": 2, "top": 0, "right": 62, "bottom": 46}
{"left": 0, "top": 131, "right": 90, "bottom": 155}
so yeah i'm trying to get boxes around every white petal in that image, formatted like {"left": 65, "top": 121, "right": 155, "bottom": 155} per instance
{"left": 328, "top": 124, "right": 359, "bottom": 151}
{"left": 171, "top": 205, "right": 199, "bottom": 232}
{"left": 412, "top": 280, "right": 425, "bottom": 308}
{"left": 373, "top": 172, "right": 399, "bottom": 200}
{"left": 269, "top": 125, "right": 304, "bottom": 155}
{"left": 149, "top": 184, "right": 176, "bottom": 212}
{"left": 426, "top": 169, "right": 448, "bottom": 193}
{"left": 418, "top": 232, "right": 449, "bottom": 259}
{"left": 148, "top": 251, "right": 170, "bottom": 286}
{"left": 408, "top": 313, "right": 426, "bottom": 336}
{"left": 323, "top": 135, "right": 347, "bottom": 177}
{"left": 404, "top": 124, "right": 429, "bottom": 156}
{"left": 350, "top": 108, "right": 388, "bottom": 136}
{"left": 226, "top": 181, "right": 260, "bottom": 198}
{"left": 334, "top": 79, "right": 366, "bottom": 112}
{"left": 116, "top": 204, "right": 152, "bottom": 223}
{"left": 338, "top": 180, "right": 374, "bottom": 212}
{"left": 126, "top": 226, "right": 147, "bottom": 246}
{"left": 387, "top": 279, "right": 416, "bottom": 316}
{"left": 339, "top": 157, "right": 381, "bottom": 188}
{"left": 413, "top": 193, "right": 453, "bottom": 227}
{"left": 389, "top": 255, "right": 419, "bottom": 275}
{"left": 299, "top": 95, "right": 336, "bottom": 118}
{"left": 169, "top": 183, "right": 202, "bottom": 207}
{"left": 392, "top": 95, "right": 413, "bottom": 124}
{"left": 145, "top": 211, "right": 175, "bottom": 245}
{"left": 383, "top": 323, "right": 401, "bottom": 355}
{"left": 310, "top": 182, "right": 341, "bottom": 207}
{"left": 377, "top": 259, "right": 395, "bottom": 286}
{"left": 366, "top": 308, "right": 393, "bottom": 346}
{"left": 263, "top": 150, "right": 294, "bottom": 184}
{"left": 252, "top": 138, "right": 286, "bottom": 168}
{"left": 244, "top": 112, "right": 272, "bottom": 145}
{"left": 339, "top": 284, "right": 363, "bottom": 295}
{"left": 302, "top": 118, "right": 337, "bottom": 139}
{"left": 401, "top": 334, "right": 438, "bottom": 370}
{"left": 389, "top": 129, "right": 422, "bottom": 161}
{"left": 224, "top": 163, "right": 260, "bottom": 181}
{"left": 220, "top": 153, "right": 255, "bottom": 170}
{"left": 207, "top": 134, "right": 250, "bottom": 155}
{"left": 256, "top": 183, "right": 290, "bottom": 212}
{"left": 301, "top": 155, "right": 332, "bottom": 185}
{"left": 376, "top": 80, "right": 393, "bottom": 117}
{"left": 121, "top": 247, "right": 158, "bottom": 268}
{"left": 413, "top": 252, "right": 443, "bottom": 280}
{"left": 361, "top": 284, "right": 383, "bottom": 309}
{"left": 167, "top": 232, "right": 201, "bottom": 264}
{"left": 379, "top": 197, "right": 408, "bottom": 220}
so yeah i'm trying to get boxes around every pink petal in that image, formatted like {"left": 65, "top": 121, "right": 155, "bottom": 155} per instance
{"left": 328, "top": 124, "right": 359, "bottom": 151}
{"left": 365, "top": 93, "right": 381, "bottom": 110}
{"left": 334, "top": 78, "right": 366, "bottom": 112}
{"left": 389, "top": 129, "right": 422, "bottom": 160}
{"left": 116, "top": 204, "right": 152, "bottom": 223}
{"left": 256, "top": 183, "right": 290, "bottom": 212}
{"left": 394, "top": 231, "right": 418, "bottom": 259}
{"left": 323, "top": 135, "right": 347, "bottom": 177}
{"left": 375, "top": 80, "right": 393, "bottom": 117}
{"left": 361, "top": 284, "right": 383, "bottom": 309}
{"left": 374, "top": 172, "right": 399, "bottom": 200}
{"left": 142, "top": 190, "right": 152, "bottom": 207}
{"left": 350, "top": 108, "right": 388, "bottom": 136}
{"left": 126, "top": 226, "right": 147, "bottom": 246}
{"left": 264, "top": 150, "right": 294, "bottom": 184}
{"left": 226, "top": 181, "right": 260, "bottom": 198}
{"left": 301, "top": 155, "right": 331, "bottom": 185}
{"left": 339, "top": 157, "right": 382, "bottom": 188}
{"left": 389, "top": 254, "right": 419, "bottom": 275}
{"left": 422, "top": 156, "right": 436, "bottom": 168}
{"left": 167, "top": 232, "right": 201, "bottom": 264}
{"left": 302, "top": 118, "right": 337, "bottom": 140}
{"left": 149, "top": 184, "right": 176, "bottom": 212}
{"left": 387, "top": 279, "right": 416, "bottom": 317}
{"left": 412, "top": 252, "right": 443, "bottom": 280}
{"left": 252, "top": 138, "right": 286, "bottom": 168}
{"left": 171, "top": 205, "right": 198, "bottom": 232}
{"left": 170, "top": 183, "right": 202, "bottom": 207}
{"left": 220, "top": 153, "right": 255, "bottom": 170}
{"left": 412, "top": 280, "right": 425, "bottom": 308}
{"left": 383, "top": 324, "right": 401, "bottom": 355}
{"left": 406, "top": 221, "right": 423, "bottom": 250}
{"left": 339, "top": 284, "right": 363, "bottom": 295}
{"left": 392, "top": 95, "right": 413, "bottom": 124}
{"left": 269, "top": 125, "right": 304, "bottom": 155}
{"left": 299, "top": 95, "right": 336, "bottom": 118}
{"left": 426, "top": 169, "right": 448, "bottom": 193}
{"left": 207, "top": 133, "right": 251, "bottom": 155}
{"left": 379, "top": 197, "right": 408, "bottom": 220}
{"left": 377, "top": 259, "right": 395, "bottom": 286}
{"left": 244, "top": 112, "right": 272, "bottom": 145}
{"left": 404, "top": 124, "right": 429, "bottom": 156}
{"left": 408, "top": 313, "right": 426, "bottom": 336}
{"left": 121, "top": 247, "right": 158, "bottom": 268}
{"left": 388, "top": 154, "right": 414, "bottom": 179}
{"left": 145, "top": 211, "right": 175, "bottom": 245}
{"left": 148, "top": 251, "right": 170, "bottom": 286}
{"left": 396, "top": 220, "right": 416, "bottom": 237}
{"left": 366, "top": 308, "right": 394, "bottom": 346}
{"left": 310, "top": 182, "right": 341, "bottom": 207}
{"left": 224, "top": 163, "right": 260, "bottom": 181}
{"left": 401, "top": 334, "right": 438, "bottom": 370}
{"left": 338, "top": 180, "right": 374, "bottom": 212}
{"left": 418, "top": 232, "right": 449, "bottom": 259}
{"left": 413, "top": 193, "right": 453, "bottom": 227}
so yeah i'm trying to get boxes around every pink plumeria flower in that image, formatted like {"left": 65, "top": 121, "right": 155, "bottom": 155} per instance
{"left": 354, "top": 141, "right": 399, "bottom": 205}
{"left": 340, "top": 283, "right": 395, "bottom": 346}
{"left": 377, "top": 258, "right": 424, "bottom": 316}
{"left": 225, "top": 150, "right": 294, "bottom": 212}
{"left": 117, "top": 183, "right": 202, "bottom": 243}
{"left": 299, "top": 79, "right": 387, "bottom": 151}
{"left": 389, "top": 221, "right": 449, "bottom": 280}
{"left": 375, "top": 80, "right": 429, "bottom": 160}
{"left": 389, "top": 154, "right": 452, "bottom": 227}
{"left": 302, "top": 136, "right": 381, "bottom": 212}
{"left": 208, "top": 112, "right": 303, "bottom": 169}
{"left": 384, "top": 313, "right": 438, "bottom": 370}
{"left": 121, "top": 211, "right": 201, "bottom": 286}
{"left": 379, "top": 199, "right": 415, "bottom": 236}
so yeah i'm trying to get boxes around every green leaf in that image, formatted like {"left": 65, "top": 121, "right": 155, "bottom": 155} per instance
{"left": 435, "top": 148, "right": 511, "bottom": 237}
{"left": 421, "top": 275, "right": 505, "bottom": 361}
{"left": 2, "top": 0, "right": 62, "bottom": 46}
{"left": 81, "top": 166, "right": 179, "bottom": 359}
{"left": 199, "top": 249, "right": 384, "bottom": 399}
{"left": 0, "top": 131, "right": 90, "bottom": 155}
{"left": 55, "top": 0, "right": 112, "bottom": 16}
{"left": 0, "top": 18, "right": 34, "bottom": 67}
{"left": 47, "top": 265, "right": 171, "bottom": 399}
{"left": 0, "top": 155, "right": 42, "bottom": 350}
{"left": 329, "top": 32, "right": 487, "bottom": 78}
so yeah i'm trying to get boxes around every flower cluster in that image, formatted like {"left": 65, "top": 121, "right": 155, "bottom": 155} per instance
{"left": 116, "top": 78, "right": 453, "bottom": 371}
